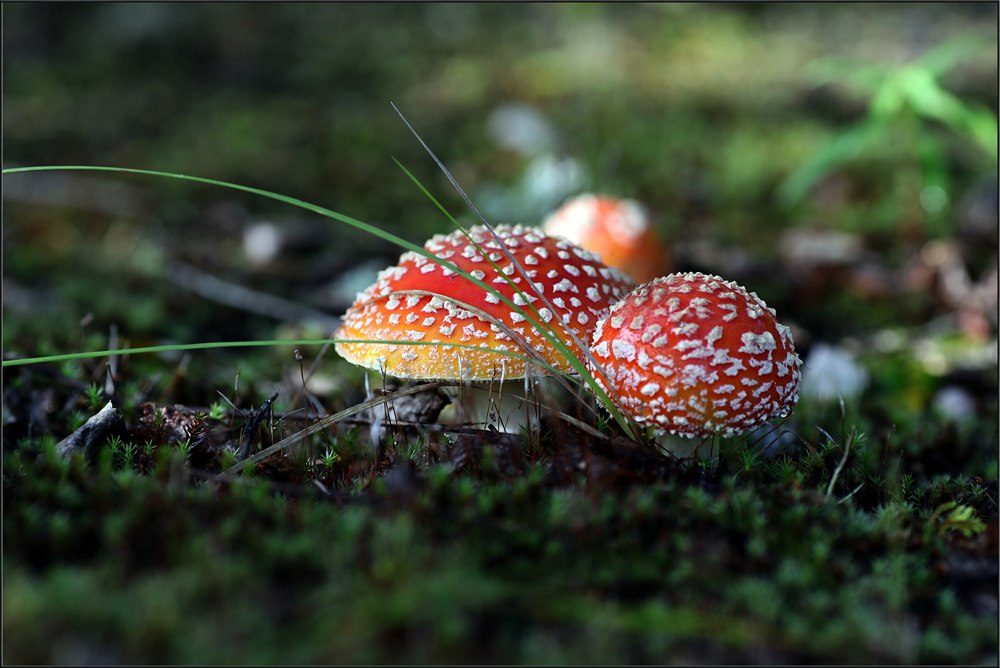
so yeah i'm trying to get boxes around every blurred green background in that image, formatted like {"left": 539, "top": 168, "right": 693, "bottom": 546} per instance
{"left": 5, "top": 2, "right": 997, "bottom": 331}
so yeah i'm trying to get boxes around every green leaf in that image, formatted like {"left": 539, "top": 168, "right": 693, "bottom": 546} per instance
{"left": 915, "top": 33, "right": 996, "bottom": 78}
{"left": 804, "top": 57, "right": 887, "bottom": 95}
{"left": 777, "top": 120, "right": 887, "bottom": 207}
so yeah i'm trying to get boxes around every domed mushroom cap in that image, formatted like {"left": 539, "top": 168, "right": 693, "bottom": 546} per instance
{"left": 335, "top": 224, "right": 635, "bottom": 380}
{"left": 589, "top": 272, "right": 801, "bottom": 438}
{"left": 542, "top": 194, "right": 670, "bottom": 283}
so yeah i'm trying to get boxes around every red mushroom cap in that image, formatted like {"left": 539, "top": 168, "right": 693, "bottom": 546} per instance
{"left": 589, "top": 272, "right": 801, "bottom": 438}
{"left": 542, "top": 194, "right": 670, "bottom": 283}
{"left": 335, "top": 224, "right": 635, "bottom": 380}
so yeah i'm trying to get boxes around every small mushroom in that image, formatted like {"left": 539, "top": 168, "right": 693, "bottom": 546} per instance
{"left": 589, "top": 272, "right": 802, "bottom": 438}
{"left": 542, "top": 194, "right": 670, "bottom": 283}
{"left": 335, "top": 224, "right": 635, "bottom": 380}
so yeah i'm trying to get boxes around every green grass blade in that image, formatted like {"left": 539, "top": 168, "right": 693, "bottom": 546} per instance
{"left": 391, "top": 158, "right": 639, "bottom": 438}
{"left": 4, "top": 165, "right": 551, "bottom": 361}
{"left": 2, "top": 337, "right": 549, "bottom": 370}
{"left": 5, "top": 164, "right": 640, "bottom": 440}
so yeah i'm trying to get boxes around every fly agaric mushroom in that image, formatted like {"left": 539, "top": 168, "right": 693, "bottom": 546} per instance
{"left": 589, "top": 272, "right": 801, "bottom": 438}
{"left": 335, "top": 224, "right": 635, "bottom": 380}
{"left": 542, "top": 194, "right": 670, "bottom": 283}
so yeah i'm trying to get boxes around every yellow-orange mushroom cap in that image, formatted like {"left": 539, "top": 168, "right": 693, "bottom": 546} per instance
{"left": 589, "top": 272, "right": 802, "bottom": 438}
{"left": 335, "top": 224, "right": 636, "bottom": 380}
{"left": 542, "top": 194, "right": 670, "bottom": 284}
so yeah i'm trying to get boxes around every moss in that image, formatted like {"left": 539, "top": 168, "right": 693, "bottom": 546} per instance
{"left": 4, "top": 400, "right": 998, "bottom": 663}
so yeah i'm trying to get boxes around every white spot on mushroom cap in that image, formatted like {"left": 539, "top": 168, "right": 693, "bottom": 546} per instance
{"left": 611, "top": 338, "right": 636, "bottom": 361}
{"left": 640, "top": 382, "right": 660, "bottom": 396}
{"left": 553, "top": 278, "right": 576, "bottom": 292}
{"left": 739, "top": 331, "right": 776, "bottom": 355}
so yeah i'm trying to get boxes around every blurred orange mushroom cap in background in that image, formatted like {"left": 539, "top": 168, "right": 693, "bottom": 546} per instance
{"left": 542, "top": 194, "right": 671, "bottom": 284}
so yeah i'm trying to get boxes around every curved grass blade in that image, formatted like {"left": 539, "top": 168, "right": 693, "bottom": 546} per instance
{"left": 5, "top": 164, "right": 640, "bottom": 441}
{"left": 390, "top": 105, "right": 607, "bottom": 374}
{"left": 391, "top": 157, "right": 638, "bottom": 438}
{"left": 385, "top": 289, "right": 599, "bottom": 418}
{"left": 2, "top": 337, "right": 547, "bottom": 370}
{"left": 4, "top": 165, "right": 572, "bottom": 372}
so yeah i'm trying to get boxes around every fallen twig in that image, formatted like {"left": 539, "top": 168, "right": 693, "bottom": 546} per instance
{"left": 215, "top": 380, "right": 451, "bottom": 480}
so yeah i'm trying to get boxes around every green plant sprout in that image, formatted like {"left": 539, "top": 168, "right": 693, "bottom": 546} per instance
{"left": 84, "top": 382, "right": 105, "bottom": 411}
{"left": 59, "top": 359, "right": 82, "bottom": 381}
{"left": 153, "top": 407, "right": 166, "bottom": 432}
{"left": 68, "top": 411, "right": 88, "bottom": 432}
{"left": 219, "top": 446, "right": 238, "bottom": 471}
{"left": 780, "top": 33, "right": 998, "bottom": 238}
{"left": 925, "top": 500, "right": 987, "bottom": 540}
{"left": 122, "top": 441, "right": 137, "bottom": 470}
{"left": 176, "top": 437, "right": 194, "bottom": 465}
{"left": 208, "top": 400, "right": 228, "bottom": 420}
{"left": 106, "top": 434, "right": 124, "bottom": 458}
{"left": 319, "top": 447, "right": 340, "bottom": 471}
